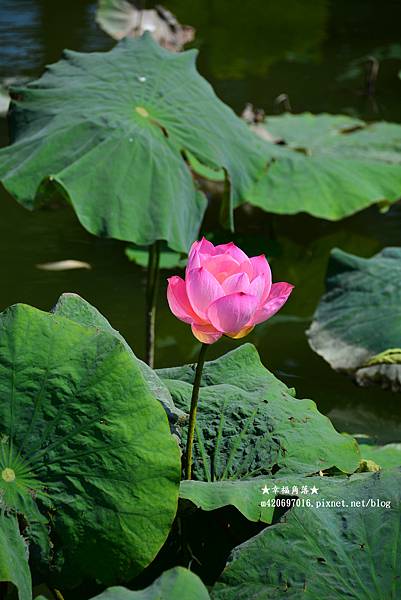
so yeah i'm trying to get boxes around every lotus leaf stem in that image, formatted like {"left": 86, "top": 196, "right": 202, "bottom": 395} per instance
{"left": 146, "top": 240, "right": 161, "bottom": 368}
{"left": 185, "top": 343, "right": 208, "bottom": 480}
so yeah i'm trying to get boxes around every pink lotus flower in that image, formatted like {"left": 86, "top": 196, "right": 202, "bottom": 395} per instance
{"left": 167, "top": 238, "right": 294, "bottom": 344}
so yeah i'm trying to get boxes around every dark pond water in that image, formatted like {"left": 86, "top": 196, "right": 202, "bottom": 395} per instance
{"left": 1, "top": 0, "right": 401, "bottom": 443}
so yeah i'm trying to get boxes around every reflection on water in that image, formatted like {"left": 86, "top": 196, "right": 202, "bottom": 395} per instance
{"left": 1, "top": 0, "right": 401, "bottom": 440}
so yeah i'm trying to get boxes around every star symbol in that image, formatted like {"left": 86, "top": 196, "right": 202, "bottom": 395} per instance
{"left": 310, "top": 485, "right": 319, "bottom": 494}
{"left": 261, "top": 485, "right": 270, "bottom": 494}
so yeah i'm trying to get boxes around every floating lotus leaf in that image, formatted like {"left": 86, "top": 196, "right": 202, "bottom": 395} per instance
{"left": 307, "top": 247, "right": 401, "bottom": 390}
{"left": 90, "top": 567, "right": 210, "bottom": 600}
{"left": 0, "top": 33, "right": 269, "bottom": 250}
{"left": 247, "top": 113, "right": 401, "bottom": 220}
{"left": 0, "top": 515, "right": 31, "bottom": 600}
{"left": 0, "top": 303, "right": 181, "bottom": 587}
{"left": 158, "top": 344, "right": 360, "bottom": 481}
{"left": 212, "top": 470, "right": 401, "bottom": 599}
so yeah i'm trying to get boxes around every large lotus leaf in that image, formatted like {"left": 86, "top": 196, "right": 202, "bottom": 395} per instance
{"left": 0, "top": 303, "right": 181, "bottom": 587}
{"left": 90, "top": 567, "right": 210, "bottom": 600}
{"left": 307, "top": 247, "right": 401, "bottom": 389}
{"left": 247, "top": 113, "right": 401, "bottom": 220}
{"left": 0, "top": 33, "right": 269, "bottom": 249}
{"left": 212, "top": 469, "right": 401, "bottom": 599}
{"left": 157, "top": 344, "right": 360, "bottom": 481}
{"left": 0, "top": 515, "right": 31, "bottom": 600}
{"left": 51, "top": 292, "right": 187, "bottom": 429}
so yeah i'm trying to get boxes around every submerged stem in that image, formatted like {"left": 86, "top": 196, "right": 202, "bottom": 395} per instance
{"left": 145, "top": 240, "right": 161, "bottom": 368}
{"left": 185, "top": 343, "right": 208, "bottom": 480}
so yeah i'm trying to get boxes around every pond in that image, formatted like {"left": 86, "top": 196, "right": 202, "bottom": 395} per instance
{"left": 1, "top": 0, "right": 401, "bottom": 445}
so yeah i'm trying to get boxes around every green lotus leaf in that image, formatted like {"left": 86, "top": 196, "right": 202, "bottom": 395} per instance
{"left": 0, "top": 303, "right": 181, "bottom": 587}
{"left": 0, "top": 33, "right": 269, "bottom": 250}
{"left": 247, "top": 113, "right": 401, "bottom": 220}
{"left": 307, "top": 247, "right": 401, "bottom": 390}
{"left": 90, "top": 567, "right": 210, "bottom": 600}
{"left": 0, "top": 515, "right": 31, "bottom": 600}
{"left": 180, "top": 478, "right": 273, "bottom": 524}
{"left": 158, "top": 344, "right": 360, "bottom": 481}
{"left": 212, "top": 469, "right": 401, "bottom": 599}
{"left": 51, "top": 292, "right": 187, "bottom": 429}
{"left": 180, "top": 475, "right": 323, "bottom": 525}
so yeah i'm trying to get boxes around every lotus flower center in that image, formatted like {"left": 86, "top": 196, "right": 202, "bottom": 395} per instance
{"left": 135, "top": 106, "right": 149, "bottom": 118}
{"left": 2, "top": 468, "right": 15, "bottom": 482}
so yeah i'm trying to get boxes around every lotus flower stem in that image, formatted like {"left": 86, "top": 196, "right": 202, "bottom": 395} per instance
{"left": 185, "top": 343, "right": 208, "bottom": 480}
{"left": 146, "top": 240, "right": 161, "bottom": 368}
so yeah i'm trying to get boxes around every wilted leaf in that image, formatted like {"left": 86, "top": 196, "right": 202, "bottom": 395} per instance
{"left": 96, "top": 0, "right": 195, "bottom": 51}
{"left": 360, "top": 443, "right": 401, "bottom": 469}
{"left": 35, "top": 259, "right": 91, "bottom": 271}
{"left": 0, "top": 77, "right": 30, "bottom": 117}
{"left": 355, "top": 355, "right": 401, "bottom": 392}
